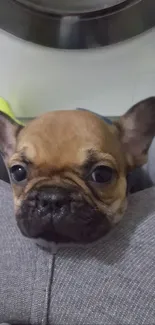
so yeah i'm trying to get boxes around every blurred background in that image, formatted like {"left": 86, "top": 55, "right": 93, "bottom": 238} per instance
{"left": 0, "top": 0, "right": 155, "bottom": 118}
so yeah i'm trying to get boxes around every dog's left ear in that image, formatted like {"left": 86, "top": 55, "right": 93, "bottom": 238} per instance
{"left": 0, "top": 113, "right": 23, "bottom": 162}
{"left": 115, "top": 97, "right": 155, "bottom": 168}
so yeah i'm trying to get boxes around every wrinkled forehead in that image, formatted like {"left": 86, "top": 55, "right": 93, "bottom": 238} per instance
{"left": 13, "top": 111, "right": 119, "bottom": 168}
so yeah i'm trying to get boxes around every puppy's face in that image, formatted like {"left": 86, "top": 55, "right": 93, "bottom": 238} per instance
{"left": 1, "top": 98, "right": 155, "bottom": 244}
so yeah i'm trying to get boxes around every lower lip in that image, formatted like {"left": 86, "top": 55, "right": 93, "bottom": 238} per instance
{"left": 40, "top": 230, "right": 72, "bottom": 243}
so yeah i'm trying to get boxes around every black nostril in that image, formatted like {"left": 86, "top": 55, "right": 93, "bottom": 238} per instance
{"left": 40, "top": 198, "right": 64, "bottom": 211}
{"left": 41, "top": 199, "right": 49, "bottom": 209}
{"left": 53, "top": 200, "right": 64, "bottom": 209}
{"left": 38, "top": 199, "right": 51, "bottom": 213}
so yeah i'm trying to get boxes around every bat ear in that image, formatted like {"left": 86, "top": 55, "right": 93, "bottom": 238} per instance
{"left": 115, "top": 97, "right": 155, "bottom": 168}
{"left": 0, "top": 112, "right": 23, "bottom": 162}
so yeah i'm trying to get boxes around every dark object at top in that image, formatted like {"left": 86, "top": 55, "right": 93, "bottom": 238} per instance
{"left": 16, "top": 0, "right": 127, "bottom": 14}
{"left": 0, "top": 0, "right": 155, "bottom": 49}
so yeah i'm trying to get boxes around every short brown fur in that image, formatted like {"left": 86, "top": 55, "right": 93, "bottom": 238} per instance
{"left": 10, "top": 110, "right": 127, "bottom": 223}
{"left": 1, "top": 97, "right": 155, "bottom": 242}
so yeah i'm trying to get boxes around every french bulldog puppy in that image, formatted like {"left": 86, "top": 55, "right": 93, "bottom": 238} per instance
{"left": 0, "top": 97, "right": 155, "bottom": 244}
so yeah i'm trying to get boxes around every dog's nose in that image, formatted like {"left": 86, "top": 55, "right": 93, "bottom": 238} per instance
{"left": 17, "top": 186, "right": 71, "bottom": 239}
{"left": 29, "top": 186, "right": 69, "bottom": 215}
{"left": 38, "top": 188, "right": 67, "bottom": 212}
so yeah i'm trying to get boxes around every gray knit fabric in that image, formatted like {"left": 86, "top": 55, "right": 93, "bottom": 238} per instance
{"left": 0, "top": 181, "right": 54, "bottom": 325}
{"left": 1, "top": 180, "right": 155, "bottom": 324}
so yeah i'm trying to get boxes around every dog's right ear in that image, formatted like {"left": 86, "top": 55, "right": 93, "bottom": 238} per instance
{"left": 115, "top": 97, "right": 155, "bottom": 168}
{"left": 0, "top": 113, "right": 23, "bottom": 162}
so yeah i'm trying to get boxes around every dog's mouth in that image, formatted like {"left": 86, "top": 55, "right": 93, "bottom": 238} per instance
{"left": 17, "top": 207, "right": 111, "bottom": 244}
{"left": 16, "top": 187, "right": 111, "bottom": 244}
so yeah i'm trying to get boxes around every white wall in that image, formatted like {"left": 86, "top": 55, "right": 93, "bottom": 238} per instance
{"left": 0, "top": 27, "right": 155, "bottom": 118}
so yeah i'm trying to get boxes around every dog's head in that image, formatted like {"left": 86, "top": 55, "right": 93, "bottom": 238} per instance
{"left": 1, "top": 98, "right": 155, "bottom": 244}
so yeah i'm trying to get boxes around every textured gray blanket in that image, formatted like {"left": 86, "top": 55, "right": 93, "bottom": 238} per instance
{"left": 1, "top": 179, "right": 155, "bottom": 325}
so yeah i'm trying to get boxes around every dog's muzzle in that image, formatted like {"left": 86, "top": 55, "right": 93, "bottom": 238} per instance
{"left": 16, "top": 186, "right": 111, "bottom": 244}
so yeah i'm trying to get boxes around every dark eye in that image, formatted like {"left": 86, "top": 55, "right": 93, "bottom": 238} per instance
{"left": 90, "top": 166, "right": 114, "bottom": 184}
{"left": 10, "top": 165, "right": 27, "bottom": 184}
